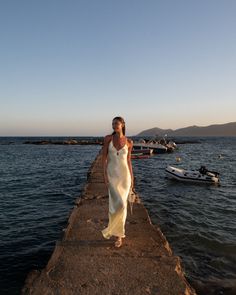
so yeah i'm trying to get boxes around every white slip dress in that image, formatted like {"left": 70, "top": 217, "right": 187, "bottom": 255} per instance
{"left": 101, "top": 135, "right": 132, "bottom": 239}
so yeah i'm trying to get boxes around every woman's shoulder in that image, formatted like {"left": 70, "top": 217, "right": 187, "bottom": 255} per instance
{"left": 126, "top": 137, "right": 133, "bottom": 146}
{"left": 103, "top": 134, "right": 113, "bottom": 143}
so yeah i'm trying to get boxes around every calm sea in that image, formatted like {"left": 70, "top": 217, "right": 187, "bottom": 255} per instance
{"left": 0, "top": 136, "right": 235, "bottom": 295}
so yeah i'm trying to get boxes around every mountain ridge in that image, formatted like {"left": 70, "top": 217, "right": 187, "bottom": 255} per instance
{"left": 136, "top": 122, "right": 236, "bottom": 137}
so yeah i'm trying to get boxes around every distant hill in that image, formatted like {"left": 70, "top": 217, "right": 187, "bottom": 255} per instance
{"left": 136, "top": 122, "right": 236, "bottom": 137}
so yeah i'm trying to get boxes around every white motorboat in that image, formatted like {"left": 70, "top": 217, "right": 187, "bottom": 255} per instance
{"left": 165, "top": 165, "right": 220, "bottom": 184}
{"left": 133, "top": 142, "right": 167, "bottom": 153}
{"left": 133, "top": 138, "right": 177, "bottom": 153}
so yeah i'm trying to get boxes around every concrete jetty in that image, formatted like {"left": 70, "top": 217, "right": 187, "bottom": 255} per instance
{"left": 21, "top": 148, "right": 197, "bottom": 295}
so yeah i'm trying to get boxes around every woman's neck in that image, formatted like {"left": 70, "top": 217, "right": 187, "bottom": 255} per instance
{"left": 114, "top": 132, "right": 124, "bottom": 138}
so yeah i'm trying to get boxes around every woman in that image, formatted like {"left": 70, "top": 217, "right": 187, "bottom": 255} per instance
{"left": 101, "top": 116, "right": 134, "bottom": 248}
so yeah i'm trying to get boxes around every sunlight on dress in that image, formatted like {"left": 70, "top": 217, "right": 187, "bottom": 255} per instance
{"left": 101, "top": 137, "right": 132, "bottom": 239}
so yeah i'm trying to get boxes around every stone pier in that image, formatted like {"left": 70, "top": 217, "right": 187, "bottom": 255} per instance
{"left": 21, "top": 148, "right": 197, "bottom": 295}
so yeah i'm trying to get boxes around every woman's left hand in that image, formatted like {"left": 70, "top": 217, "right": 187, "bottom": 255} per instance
{"left": 131, "top": 178, "right": 134, "bottom": 190}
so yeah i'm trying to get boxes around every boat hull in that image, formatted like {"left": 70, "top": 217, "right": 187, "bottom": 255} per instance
{"left": 165, "top": 166, "right": 220, "bottom": 184}
{"left": 133, "top": 143, "right": 167, "bottom": 154}
{"left": 131, "top": 148, "right": 153, "bottom": 155}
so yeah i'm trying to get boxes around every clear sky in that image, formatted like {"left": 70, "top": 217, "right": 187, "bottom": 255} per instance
{"left": 0, "top": 0, "right": 235, "bottom": 136}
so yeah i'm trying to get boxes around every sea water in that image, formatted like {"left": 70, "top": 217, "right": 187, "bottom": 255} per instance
{"left": 0, "top": 136, "right": 235, "bottom": 294}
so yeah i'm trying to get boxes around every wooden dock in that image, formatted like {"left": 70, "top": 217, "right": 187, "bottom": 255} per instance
{"left": 21, "top": 148, "right": 197, "bottom": 295}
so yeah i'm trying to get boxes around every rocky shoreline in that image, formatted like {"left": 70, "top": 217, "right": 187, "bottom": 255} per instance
{"left": 0, "top": 138, "right": 201, "bottom": 145}
{"left": 23, "top": 138, "right": 103, "bottom": 145}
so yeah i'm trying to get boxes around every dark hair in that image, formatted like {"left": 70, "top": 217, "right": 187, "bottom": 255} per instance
{"left": 111, "top": 116, "right": 126, "bottom": 135}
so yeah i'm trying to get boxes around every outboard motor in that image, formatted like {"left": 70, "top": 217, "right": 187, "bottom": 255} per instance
{"left": 199, "top": 165, "right": 208, "bottom": 174}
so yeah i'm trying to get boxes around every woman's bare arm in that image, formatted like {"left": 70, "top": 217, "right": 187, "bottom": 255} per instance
{"left": 102, "top": 135, "right": 110, "bottom": 187}
{"left": 127, "top": 139, "right": 134, "bottom": 188}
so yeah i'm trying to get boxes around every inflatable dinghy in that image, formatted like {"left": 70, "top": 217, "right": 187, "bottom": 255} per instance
{"left": 165, "top": 165, "right": 220, "bottom": 184}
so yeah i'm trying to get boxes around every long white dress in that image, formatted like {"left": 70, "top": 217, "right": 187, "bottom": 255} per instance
{"left": 101, "top": 136, "right": 132, "bottom": 239}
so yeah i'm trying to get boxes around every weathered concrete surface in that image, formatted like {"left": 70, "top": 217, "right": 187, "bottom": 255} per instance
{"left": 21, "top": 149, "right": 197, "bottom": 295}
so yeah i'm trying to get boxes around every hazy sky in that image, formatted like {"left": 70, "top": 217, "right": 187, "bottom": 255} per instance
{"left": 0, "top": 0, "right": 235, "bottom": 136}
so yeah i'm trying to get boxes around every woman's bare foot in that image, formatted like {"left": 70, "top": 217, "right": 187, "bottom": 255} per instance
{"left": 114, "top": 237, "right": 122, "bottom": 248}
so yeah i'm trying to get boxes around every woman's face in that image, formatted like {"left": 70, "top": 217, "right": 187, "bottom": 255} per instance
{"left": 112, "top": 119, "right": 123, "bottom": 133}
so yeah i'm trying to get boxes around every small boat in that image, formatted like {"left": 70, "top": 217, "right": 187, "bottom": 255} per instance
{"left": 165, "top": 140, "right": 177, "bottom": 152}
{"left": 133, "top": 142, "right": 167, "bottom": 153}
{"left": 134, "top": 137, "right": 177, "bottom": 154}
{"left": 159, "top": 138, "right": 177, "bottom": 152}
{"left": 165, "top": 165, "right": 220, "bottom": 184}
